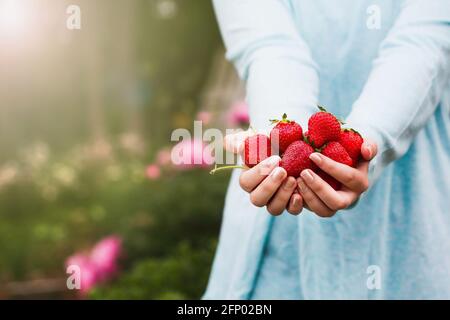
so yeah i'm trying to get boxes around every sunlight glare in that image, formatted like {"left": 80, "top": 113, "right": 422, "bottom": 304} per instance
{"left": 0, "top": 0, "right": 29, "bottom": 37}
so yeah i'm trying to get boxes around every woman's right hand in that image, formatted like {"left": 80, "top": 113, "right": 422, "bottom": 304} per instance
{"left": 224, "top": 131, "right": 303, "bottom": 216}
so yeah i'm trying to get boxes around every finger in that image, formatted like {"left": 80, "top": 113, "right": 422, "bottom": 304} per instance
{"left": 300, "top": 169, "right": 355, "bottom": 211}
{"left": 356, "top": 159, "right": 369, "bottom": 174}
{"left": 250, "top": 167, "right": 287, "bottom": 207}
{"left": 287, "top": 192, "right": 303, "bottom": 215}
{"left": 267, "top": 177, "right": 297, "bottom": 216}
{"left": 297, "top": 178, "right": 336, "bottom": 218}
{"left": 361, "top": 139, "right": 378, "bottom": 161}
{"left": 224, "top": 130, "right": 253, "bottom": 154}
{"left": 309, "top": 153, "right": 368, "bottom": 192}
{"left": 239, "top": 155, "right": 281, "bottom": 192}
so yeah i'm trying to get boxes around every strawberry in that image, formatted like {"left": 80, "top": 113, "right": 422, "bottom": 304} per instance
{"left": 321, "top": 141, "right": 353, "bottom": 167}
{"left": 280, "top": 141, "right": 316, "bottom": 178}
{"left": 270, "top": 113, "right": 303, "bottom": 154}
{"left": 307, "top": 106, "right": 342, "bottom": 148}
{"left": 317, "top": 170, "right": 341, "bottom": 191}
{"left": 339, "top": 129, "right": 363, "bottom": 167}
{"left": 244, "top": 134, "right": 272, "bottom": 168}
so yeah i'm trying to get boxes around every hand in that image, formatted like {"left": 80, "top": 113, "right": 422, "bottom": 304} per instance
{"left": 224, "top": 131, "right": 303, "bottom": 216}
{"left": 297, "top": 140, "right": 378, "bottom": 218}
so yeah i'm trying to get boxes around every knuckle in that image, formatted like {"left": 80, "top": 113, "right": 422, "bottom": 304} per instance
{"left": 258, "top": 163, "right": 273, "bottom": 176}
{"left": 250, "top": 193, "right": 264, "bottom": 207}
{"left": 327, "top": 210, "right": 337, "bottom": 218}
{"left": 360, "top": 178, "right": 369, "bottom": 192}
{"left": 342, "top": 198, "right": 351, "bottom": 208}
{"left": 328, "top": 203, "right": 340, "bottom": 212}
{"left": 344, "top": 170, "right": 357, "bottom": 185}
{"left": 311, "top": 181, "right": 325, "bottom": 193}
{"left": 317, "top": 210, "right": 336, "bottom": 218}
{"left": 314, "top": 210, "right": 327, "bottom": 218}
{"left": 267, "top": 205, "right": 282, "bottom": 216}
{"left": 332, "top": 199, "right": 348, "bottom": 211}
{"left": 260, "top": 181, "right": 274, "bottom": 194}
{"left": 239, "top": 174, "right": 251, "bottom": 192}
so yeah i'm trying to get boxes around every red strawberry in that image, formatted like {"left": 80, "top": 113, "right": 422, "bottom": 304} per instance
{"left": 244, "top": 134, "right": 272, "bottom": 168}
{"left": 307, "top": 106, "right": 341, "bottom": 148}
{"left": 317, "top": 170, "right": 341, "bottom": 191}
{"left": 280, "top": 141, "right": 316, "bottom": 178}
{"left": 270, "top": 113, "right": 303, "bottom": 154}
{"left": 321, "top": 141, "right": 353, "bottom": 167}
{"left": 339, "top": 129, "right": 363, "bottom": 167}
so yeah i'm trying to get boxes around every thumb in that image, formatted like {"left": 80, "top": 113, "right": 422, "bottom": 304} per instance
{"left": 361, "top": 139, "right": 378, "bottom": 161}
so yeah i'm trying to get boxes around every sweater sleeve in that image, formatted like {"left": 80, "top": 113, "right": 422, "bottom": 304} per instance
{"left": 212, "top": 0, "right": 319, "bottom": 130}
{"left": 346, "top": 0, "right": 450, "bottom": 183}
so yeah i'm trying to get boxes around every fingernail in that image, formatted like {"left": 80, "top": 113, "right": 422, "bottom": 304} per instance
{"left": 259, "top": 156, "right": 280, "bottom": 175}
{"left": 293, "top": 196, "right": 299, "bottom": 206}
{"left": 310, "top": 153, "right": 322, "bottom": 164}
{"left": 270, "top": 167, "right": 285, "bottom": 181}
{"left": 365, "top": 144, "right": 372, "bottom": 158}
{"left": 285, "top": 178, "right": 296, "bottom": 189}
{"left": 301, "top": 170, "right": 314, "bottom": 183}
{"left": 298, "top": 179, "right": 307, "bottom": 193}
{"left": 265, "top": 155, "right": 280, "bottom": 167}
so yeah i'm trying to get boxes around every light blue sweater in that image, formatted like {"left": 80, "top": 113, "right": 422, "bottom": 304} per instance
{"left": 205, "top": 0, "right": 450, "bottom": 299}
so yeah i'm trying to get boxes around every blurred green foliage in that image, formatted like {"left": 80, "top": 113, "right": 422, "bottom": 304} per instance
{"left": 90, "top": 242, "right": 217, "bottom": 300}
{"left": 0, "top": 139, "right": 230, "bottom": 298}
{"left": 0, "top": 0, "right": 221, "bottom": 158}
{"left": 0, "top": 0, "right": 228, "bottom": 299}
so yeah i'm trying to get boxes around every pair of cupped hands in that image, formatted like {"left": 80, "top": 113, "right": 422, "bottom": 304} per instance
{"left": 225, "top": 130, "right": 377, "bottom": 217}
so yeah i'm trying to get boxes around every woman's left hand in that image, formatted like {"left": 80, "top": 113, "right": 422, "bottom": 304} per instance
{"left": 297, "top": 140, "right": 378, "bottom": 218}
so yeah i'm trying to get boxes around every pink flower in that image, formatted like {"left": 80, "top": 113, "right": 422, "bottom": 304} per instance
{"left": 65, "top": 236, "right": 123, "bottom": 296}
{"left": 196, "top": 111, "right": 212, "bottom": 125}
{"left": 156, "top": 149, "right": 172, "bottom": 166}
{"left": 145, "top": 164, "right": 161, "bottom": 180}
{"left": 65, "top": 254, "right": 99, "bottom": 295}
{"left": 171, "top": 138, "right": 214, "bottom": 169}
{"left": 90, "top": 236, "right": 122, "bottom": 280}
{"left": 227, "top": 101, "right": 250, "bottom": 127}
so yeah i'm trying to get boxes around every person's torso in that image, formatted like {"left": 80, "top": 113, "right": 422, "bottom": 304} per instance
{"left": 206, "top": 0, "right": 450, "bottom": 300}
{"left": 254, "top": 0, "right": 450, "bottom": 299}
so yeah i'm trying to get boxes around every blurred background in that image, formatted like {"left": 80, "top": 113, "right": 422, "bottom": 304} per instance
{"left": 0, "top": 0, "right": 248, "bottom": 299}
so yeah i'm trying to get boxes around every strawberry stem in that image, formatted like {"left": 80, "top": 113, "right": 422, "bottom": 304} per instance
{"left": 209, "top": 164, "right": 246, "bottom": 175}
{"left": 270, "top": 113, "right": 291, "bottom": 124}
{"left": 317, "top": 105, "right": 328, "bottom": 112}
{"left": 343, "top": 128, "right": 361, "bottom": 135}
{"left": 317, "top": 104, "right": 345, "bottom": 124}
{"left": 304, "top": 135, "right": 316, "bottom": 148}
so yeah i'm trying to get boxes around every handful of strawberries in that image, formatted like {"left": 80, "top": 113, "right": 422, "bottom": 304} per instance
{"left": 241, "top": 106, "right": 364, "bottom": 190}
